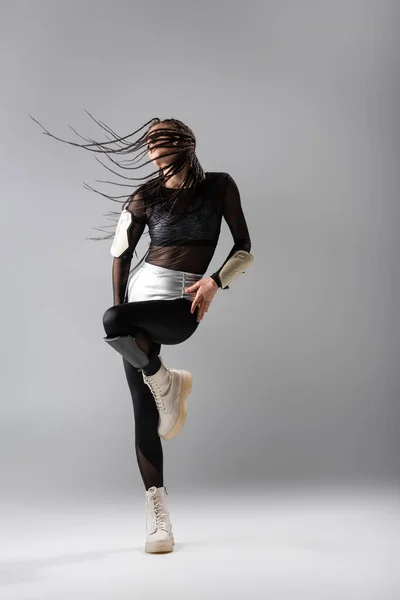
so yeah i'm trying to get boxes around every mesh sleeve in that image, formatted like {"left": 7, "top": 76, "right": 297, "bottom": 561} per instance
{"left": 111, "top": 192, "right": 147, "bottom": 305}
{"left": 210, "top": 173, "right": 251, "bottom": 289}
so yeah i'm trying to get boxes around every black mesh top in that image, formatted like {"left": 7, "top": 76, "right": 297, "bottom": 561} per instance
{"left": 112, "top": 171, "right": 251, "bottom": 305}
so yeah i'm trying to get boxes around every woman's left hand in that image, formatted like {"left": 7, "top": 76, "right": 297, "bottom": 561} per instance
{"left": 185, "top": 277, "right": 219, "bottom": 322}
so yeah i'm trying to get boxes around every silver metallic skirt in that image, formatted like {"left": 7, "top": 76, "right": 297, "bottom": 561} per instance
{"left": 125, "top": 260, "right": 203, "bottom": 303}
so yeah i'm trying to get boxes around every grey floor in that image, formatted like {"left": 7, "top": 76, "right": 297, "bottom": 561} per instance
{"left": 1, "top": 483, "right": 399, "bottom": 600}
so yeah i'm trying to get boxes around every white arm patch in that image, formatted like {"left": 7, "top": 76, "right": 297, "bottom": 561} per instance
{"left": 110, "top": 209, "right": 132, "bottom": 257}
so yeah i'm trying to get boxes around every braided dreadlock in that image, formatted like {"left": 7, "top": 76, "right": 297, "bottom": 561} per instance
{"left": 29, "top": 112, "right": 206, "bottom": 246}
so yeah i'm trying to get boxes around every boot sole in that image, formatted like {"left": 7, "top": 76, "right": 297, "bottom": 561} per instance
{"left": 145, "top": 539, "right": 174, "bottom": 553}
{"left": 159, "top": 371, "right": 192, "bottom": 440}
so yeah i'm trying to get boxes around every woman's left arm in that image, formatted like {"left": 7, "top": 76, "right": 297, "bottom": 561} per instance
{"left": 185, "top": 173, "right": 252, "bottom": 321}
{"left": 209, "top": 173, "right": 251, "bottom": 289}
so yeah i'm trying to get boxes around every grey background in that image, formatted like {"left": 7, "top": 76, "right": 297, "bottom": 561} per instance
{"left": 1, "top": 0, "right": 399, "bottom": 502}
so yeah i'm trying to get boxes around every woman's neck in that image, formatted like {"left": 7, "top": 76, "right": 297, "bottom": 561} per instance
{"left": 161, "top": 166, "right": 191, "bottom": 189}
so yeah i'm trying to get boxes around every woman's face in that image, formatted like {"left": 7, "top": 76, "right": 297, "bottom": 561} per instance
{"left": 146, "top": 124, "right": 179, "bottom": 167}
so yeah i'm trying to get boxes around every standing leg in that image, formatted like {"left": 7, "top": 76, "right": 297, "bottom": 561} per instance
{"left": 123, "top": 356, "right": 175, "bottom": 554}
{"left": 123, "top": 358, "right": 163, "bottom": 490}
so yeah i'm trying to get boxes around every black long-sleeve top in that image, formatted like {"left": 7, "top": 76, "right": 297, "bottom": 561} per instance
{"left": 111, "top": 171, "right": 251, "bottom": 305}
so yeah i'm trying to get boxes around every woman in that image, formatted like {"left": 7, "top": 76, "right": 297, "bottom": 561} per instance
{"left": 31, "top": 114, "right": 254, "bottom": 554}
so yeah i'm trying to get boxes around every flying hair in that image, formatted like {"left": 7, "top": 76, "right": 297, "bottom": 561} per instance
{"left": 29, "top": 111, "right": 206, "bottom": 248}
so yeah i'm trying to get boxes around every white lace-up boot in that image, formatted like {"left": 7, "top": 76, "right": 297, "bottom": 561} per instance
{"left": 142, "top": 358, "right": 192, "bottom": 440}
{"left": 145, "top": 486, "right": 175, "bottom": 554}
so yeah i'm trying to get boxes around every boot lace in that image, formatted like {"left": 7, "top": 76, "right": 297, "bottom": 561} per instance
{"left": 150, "top": 490, "right": 167, "bottom": 529}
{"left": 143, "top": 374, "right": 165, "bottom": 409}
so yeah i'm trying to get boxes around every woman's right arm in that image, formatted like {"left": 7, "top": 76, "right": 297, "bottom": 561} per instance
{"left": 110, "top": 193, "right": 147, "bottom": 305}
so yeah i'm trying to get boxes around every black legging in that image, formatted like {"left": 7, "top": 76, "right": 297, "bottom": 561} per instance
{"left": 102, "top": 298, "right": 200, "bottom": 490}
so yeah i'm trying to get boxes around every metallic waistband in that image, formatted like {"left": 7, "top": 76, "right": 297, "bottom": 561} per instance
{"left": 126, "top": 261, "right": 203, "bottom": 303}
